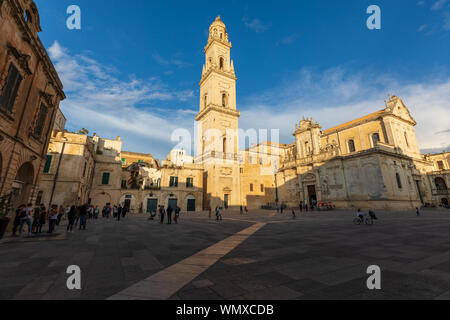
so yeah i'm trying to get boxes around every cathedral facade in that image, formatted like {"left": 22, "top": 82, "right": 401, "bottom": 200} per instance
{"left": 275, "top": 95, "right": 449, "bottom": 210}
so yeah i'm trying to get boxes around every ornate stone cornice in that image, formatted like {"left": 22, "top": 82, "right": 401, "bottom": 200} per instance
{"left": 199, "top": 67, "right": 236, "bottom": 86}
{"left": 204, "top": 38, "right": 232, "bottom": 52}
{"left": 195, "top": 105, "right": 240, "bottom": 121}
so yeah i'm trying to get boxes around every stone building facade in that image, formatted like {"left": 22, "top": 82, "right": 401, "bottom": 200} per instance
{"left": 0, "top": 0, "right": 65, "bottom": 216}
{"left": 39, "top": 131, "right": 95, "bottom": 207}
{"left": 85, "top": 135, "right": 123, "bottom": 209}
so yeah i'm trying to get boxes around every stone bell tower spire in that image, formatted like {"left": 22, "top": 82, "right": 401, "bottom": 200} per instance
{"left": 195, "top": 16, "right": 242, "bottom": 211}
{"left": 196, "top": 15, "right": 240, "bottom": 156}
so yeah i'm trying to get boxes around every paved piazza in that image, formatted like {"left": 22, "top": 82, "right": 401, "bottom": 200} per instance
{"left": 1, "top": 209, "right": 450, "bottom": 300}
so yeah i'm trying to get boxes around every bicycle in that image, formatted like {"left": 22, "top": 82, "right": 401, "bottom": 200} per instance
{"left": 353, "top": 216, "right": 374, "bottom": 226}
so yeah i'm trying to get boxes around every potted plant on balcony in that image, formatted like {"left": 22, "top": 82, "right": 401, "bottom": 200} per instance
{"left": 0, "top": 194, "right": 12, "bottom": 239}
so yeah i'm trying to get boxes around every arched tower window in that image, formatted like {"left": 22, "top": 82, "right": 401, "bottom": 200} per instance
{"left": 223, "top": 138, "right": 227, "bottom": 156}
{"left": 219, "top": 57, "right": 224, "bottom": 71}
{"left": 348, "top": 139, "right": 356, "bottom": 153}
{"left": 404, "top": 132, "right": 410, "bottom": 148}
{"left": 222, "top": 93, "right": 227, "bottom": 107}
{"left": 305, "top": 142, "right": 310, "bottom": 155}
{"left": 204, "top": 94, "right": 207, "bottom": 108}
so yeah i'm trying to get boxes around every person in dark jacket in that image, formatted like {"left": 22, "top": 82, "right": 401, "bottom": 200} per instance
{"left": 167, "top": 206, "right": 173, "bottom": 224}
{"left": 67, "top": 206, "right": 76, "bottom": 232}
{"left": 117, "top": 204, "right": 123, "bottom": 221}
{"left": 12, "top": 205, "right": 25, "bottom": 236}
{"left": 160, "top": 206, "right": 165, "bottom": 224}
{"left": 79, "top": 204, "right": 88, "bottom": 230}
{"left": 37, "top": 204, "right": 47, "bottom": 234}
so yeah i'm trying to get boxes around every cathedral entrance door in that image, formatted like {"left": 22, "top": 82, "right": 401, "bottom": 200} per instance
{"left": 307, "top": 185, "right": 317, "bottom": 207}
{"left": 224, "top": 194, "right": 229, "bottom": 209}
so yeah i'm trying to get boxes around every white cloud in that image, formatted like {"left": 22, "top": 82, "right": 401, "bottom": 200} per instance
{"left": 49, "top": 41, "right": 197, "bottom": 159}
{"left": 418, "top": 24, "right": 427, "bottom": 32}
{"left": 444, "top": 11, "right": 450, "bottom": 29}
{"left": 242, "top": 17, "right": 270, "bottom": 33}
{"left": 239, "top": 67, "right": 450, "bottom": 153}
{"left": 279, "top": 34, "right": 298, "bottom": 45}
{"left": 152, "top": 53, "right": 190, "bottom": 68}
{"left": 431, "top": 0, "right": 448, "bottom": 10}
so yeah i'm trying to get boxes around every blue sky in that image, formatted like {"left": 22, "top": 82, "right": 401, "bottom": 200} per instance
{"left": 36, "top": 0, "right": 450, "bottom": 159}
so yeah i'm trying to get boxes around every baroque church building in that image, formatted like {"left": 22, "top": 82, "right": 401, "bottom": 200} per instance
{"left": 36, "top": 16, "right": 449, "bottom": 213}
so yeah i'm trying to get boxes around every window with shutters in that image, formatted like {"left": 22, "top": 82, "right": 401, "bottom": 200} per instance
{"left": 102, "top": 172, "right": 110, "bottom": 185}
{"left": 34, "top": 103, "right": 48, "bottom": 139}
{"left": 170, "top": 176, "right": 178, "bottom": 187}
{"left": 43, "top": 155, "right": 52, "bottom": 174}
{"left": 0, "top": 63, "right": 23, "bottom": 113}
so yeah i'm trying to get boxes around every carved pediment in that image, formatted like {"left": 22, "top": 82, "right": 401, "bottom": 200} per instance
{"left": 386, "top": 96, "right": 416, "bottom": 125}
{"left": 39, "top": 91, "right": 54, "bottom": 107}
{"left": 7, "top": 42, "right": 32, "bottom": 75}
{"left": 303, "top": 173, "right": 316, "bottom": 181}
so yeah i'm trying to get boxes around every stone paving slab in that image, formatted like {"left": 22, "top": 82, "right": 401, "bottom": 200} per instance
{"left": 108, "top": 223, "right": 266, "bottom": 300}
{"left": 1, "top": 208, "right": 450, "bottom": 300}
{"left": 0, "top": 215, "right": 252, "bottom": 300}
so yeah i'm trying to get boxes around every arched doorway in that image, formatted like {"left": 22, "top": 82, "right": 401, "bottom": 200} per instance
{"left": 120, "top": 194, "right": 136, "bottom": 213}
{"left": 12, "top": 162, "right": 34, "bottom": 209}
{"left": 442, "top": 198, "right": 449, "bottom": 207}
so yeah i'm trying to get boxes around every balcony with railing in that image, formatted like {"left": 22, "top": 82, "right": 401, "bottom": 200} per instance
{"left": 195, "top": 151, "right": 243, "bottom": 163}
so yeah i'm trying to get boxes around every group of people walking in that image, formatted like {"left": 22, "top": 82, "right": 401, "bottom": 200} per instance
{"left": 276, "top": 201, "right": 315, "bottom": 215}
{"left": 11, "top": 202, "right": 130, "bottom": 236}
{"left": 12, "top": 203, "right": 72, "bottom": 236}
{"left": 100, "top": 204, "right": 129, "bottom": 221}
{"left": 12, "top": 203, "right": 57, "bottom": 236}
{"left": 154, "top": 205, "right": 181, "bottom": 224}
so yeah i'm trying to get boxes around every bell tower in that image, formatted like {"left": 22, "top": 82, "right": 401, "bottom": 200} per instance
{"left": 195, "top": 16, "right": 242, "bottom": 210}
{"left": 196, "top": 16, "right": 240, "bottom": 157}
